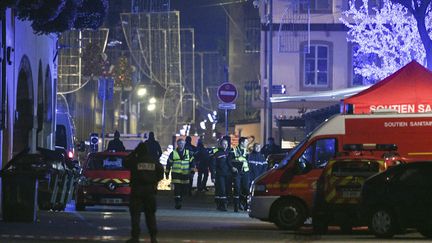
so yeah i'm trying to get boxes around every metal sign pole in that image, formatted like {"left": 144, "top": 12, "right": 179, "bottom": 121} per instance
{"left": 225, "top": 108, "right": 228, "bottom": 136}
{"left": 101, "top": 78, "right": 106, "bottom": 151}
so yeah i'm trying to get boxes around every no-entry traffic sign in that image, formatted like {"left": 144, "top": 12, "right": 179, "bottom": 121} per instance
{"left": 217, "top": 82, "right": 238, "bottom": 103}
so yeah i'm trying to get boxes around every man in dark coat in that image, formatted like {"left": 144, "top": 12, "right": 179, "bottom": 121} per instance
{"left": 144, "top": 131, "right": 162, "bottom": 161}
{"left": 107, "top": 130, "right": 126, "bottom": 151}
{"left": 211, "top": 138, "right": 235, "bottom": 211}
{"left": 125, "top": 142, "right": 164, "bottom": 243}
{"left": 184, "top": 136, "right": 197, "bottom": 195}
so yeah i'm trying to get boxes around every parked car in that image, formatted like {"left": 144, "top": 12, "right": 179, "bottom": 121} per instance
{"left": 313, "top": 153, "right": 387, "bottom": 234}
{"left": 360, "top": 161, "right": 432, "bottom": 238}
{"left": 75, "top": 151, "right": 130, "bottom": 211}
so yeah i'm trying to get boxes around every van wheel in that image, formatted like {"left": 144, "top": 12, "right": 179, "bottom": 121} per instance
{"left": 75, "top": 203, "right": 86, "bottom": 211}
{"left": 272, "top": 199, "right": 306, "bottom": 230}
{"left": 369, "top": 208, "right": 396, "bottom": 238}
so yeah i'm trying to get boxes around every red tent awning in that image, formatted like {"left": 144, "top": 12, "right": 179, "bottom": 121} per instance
{"left": 343, "top": 61, "right": 432, "bottom": 114}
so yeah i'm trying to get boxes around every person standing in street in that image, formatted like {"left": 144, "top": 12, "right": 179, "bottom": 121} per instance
{"left": 232, "top": 137, "right": 250, "bottom": 212}
{"left": 248, "top": 143, "right": 268, "bottom": 185}
{"left": 261, "top": 137, "right": 282, "bottom": 159}
{"left": 184, "top": 136, "right": 197, "bottom": 195}
{"left": 124, "top": 142, "right": 164, "bottom": 243}
{"left": 211, "top": 138, "right": 236, "bottom": 211}
{"left": 165, "top": 139, "right": 194, "bottom": 209}
{"left": 195, "top": 139, "right": 211, "bottom": 192}
{"left": 144, "top": 131, "right": 162, "bottom": 161}
{"left": 107, "top": 130, "right": 126, "bottom": 151}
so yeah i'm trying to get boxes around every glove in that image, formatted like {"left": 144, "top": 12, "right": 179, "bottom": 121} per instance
{"left": 165, "top": 172, "right": 169, "bottom": 180}
{"left": 232, "top": 167, "right": 238, "bottom": 173}
{"left": 211, "top": 178, "right": 215, "bottom": 183}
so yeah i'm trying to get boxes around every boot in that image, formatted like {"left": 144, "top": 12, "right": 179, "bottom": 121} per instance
{"left": 150, "top": 234, "right": 158, "bottom": 243}
{"left": 175, "top": 197, "right": 182, "bottom": 209}
{"left": 233, "top": 198, "right": 239, "bottom": 212}
{"left": 220, "top": 201, "right": 227, "bottom": 211}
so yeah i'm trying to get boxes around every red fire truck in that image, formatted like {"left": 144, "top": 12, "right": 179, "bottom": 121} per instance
{"left": 248, "top": 112, "right": 432, "bottom": 230}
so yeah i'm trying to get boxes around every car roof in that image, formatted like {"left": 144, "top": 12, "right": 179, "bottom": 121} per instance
{"left": 88, "top": 151, "right": 130, "bottom": 157}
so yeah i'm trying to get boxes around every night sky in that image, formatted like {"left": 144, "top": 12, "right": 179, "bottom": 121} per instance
{"left": 170, "top": 0, "right": 228, "bottom": 52}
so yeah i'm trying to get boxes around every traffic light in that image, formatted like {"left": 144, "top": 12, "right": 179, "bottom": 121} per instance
{"left": 90, "top": 133, "right": 99, "bottom": 152}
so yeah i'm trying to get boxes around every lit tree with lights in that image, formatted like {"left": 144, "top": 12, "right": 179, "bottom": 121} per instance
{"left": 340, "top": 0, "right": 432, "bottom": 81}
{"left": 112, "top": 56, "right": 133, "bottom": 88}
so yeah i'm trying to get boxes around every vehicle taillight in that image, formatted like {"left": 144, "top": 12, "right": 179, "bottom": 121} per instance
{"left": 68, "top": 151, "right": 74, "bottom": 159}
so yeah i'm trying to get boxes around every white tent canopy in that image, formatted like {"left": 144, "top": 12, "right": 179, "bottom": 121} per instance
{"left": 270, "top": 85, "right": 371, "bottom": 103}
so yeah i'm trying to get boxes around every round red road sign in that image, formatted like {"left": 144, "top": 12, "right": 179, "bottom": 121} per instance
{"left": 217, "top": 82, "right": 238, "bottom": 103}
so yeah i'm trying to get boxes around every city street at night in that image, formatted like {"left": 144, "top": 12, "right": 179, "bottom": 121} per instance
{"left": 0, "top": 190, "right": 427, "bottom": 243}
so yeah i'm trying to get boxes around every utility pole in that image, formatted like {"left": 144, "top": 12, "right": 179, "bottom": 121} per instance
{"left": 267, "top": 0, "right": 273, "bottom": 140}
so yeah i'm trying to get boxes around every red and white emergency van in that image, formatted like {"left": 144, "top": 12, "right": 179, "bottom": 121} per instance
{"left": 248, "top": 112, "right": 432, "bottom": 230}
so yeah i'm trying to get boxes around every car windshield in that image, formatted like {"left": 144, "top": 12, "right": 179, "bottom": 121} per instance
{"left": 86, "top": 155, "right": 126, "bottom": 170}
{"left": 276, "top": 138, "right": 307, "bottom": 169}
{"left": 331, "top": 160, "right": 380, "bottom": 177}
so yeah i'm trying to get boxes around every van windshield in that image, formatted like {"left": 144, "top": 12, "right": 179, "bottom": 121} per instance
{"left": 55, "top": 125, "right": 67, "bottom": 149}
{"left": 277, "top": 138, "right": 307, "bottom": 169}
{"left": 86, "top": 155, "right": 126, "bottom": 170}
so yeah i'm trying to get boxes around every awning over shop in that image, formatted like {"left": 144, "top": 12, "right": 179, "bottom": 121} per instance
{"left": 267, "top": 85, "right": 371, "bottom": 110}
{"left": 342, "top": 61, "right": 432, "bottom": 114}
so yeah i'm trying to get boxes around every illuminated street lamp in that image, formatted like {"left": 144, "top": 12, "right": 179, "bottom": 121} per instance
{"left": 147, "top": 103, "right": 156, "bottom": 111}
{"left": 137, "top": 87, "right": 147, "bottom": 96}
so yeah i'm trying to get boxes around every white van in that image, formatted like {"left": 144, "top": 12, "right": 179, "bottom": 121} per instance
{"left": 55, "top": 111, "right": 76, "bottom": 160}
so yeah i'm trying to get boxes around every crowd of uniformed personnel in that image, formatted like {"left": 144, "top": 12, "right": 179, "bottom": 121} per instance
{"left": 110, "top": 132, "right": 281, "bottom": 243}
{"left": 165, "top": 135, "right": 281, "bottom": 212}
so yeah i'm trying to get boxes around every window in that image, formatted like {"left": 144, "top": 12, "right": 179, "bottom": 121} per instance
{"left": 354, "top": 0, "right": 383, "bottom": 12}
{"left": 244, "top": 80, "right": 260, "bottom": 119}
{"left": 297, "top": 138, "right": 336, "bottom": 172}
{"left": 87, "top": 156, "right": 126, "bottom": 170}
{"left": 55, "top": 125, "right": 67, "bottom": 149}
{"left": 301, "top": 0, "right": 332, "bottom": 14}
{"left": 244, "top": 18, "right": 260, "bottom": 53}
{"left": 351, "top": 43, "right": 380, "bottom": 86}
{"left": 332, "top": 160, "right": 380, "bottom": 177}
{"left": 301, "top": 42, "right": 332, "bottom": 90}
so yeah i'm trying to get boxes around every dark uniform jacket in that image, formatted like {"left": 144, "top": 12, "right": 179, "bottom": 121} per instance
{"left": 125, "top": 143, "right": 164, "bottom": 186}
{"left": 212, "top": 148, "right": 234, "bottom": 177}
{"left": 107, "top": 138, "right": 126, "bottom": 152}
{"left": 248, "top": 151, "right": 268, "bottom": 181}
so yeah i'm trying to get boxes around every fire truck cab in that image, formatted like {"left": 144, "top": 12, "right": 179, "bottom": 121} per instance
{"left": 248, "top": 113, "right": 432, "bottom": 230}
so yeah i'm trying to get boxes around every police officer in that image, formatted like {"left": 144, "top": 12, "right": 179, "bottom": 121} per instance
{"left": 211, "top": 138, "right": 235, "bottom": 211}
{"left": 184, "top": 136, "right": 197, "bottom": 195}
{"left": 124, "top": 142, "right": 164, "bottom": 243}
{"left": 232, "top": 137, "right": 250, "bottom": 212}
{"left": 248, "top": 143, "right": 268, "bottom": 185}
{"left": 107, "top": 130, "right": 126, "bottom": 151}
{"left": 165, "top": 139, "right": 194, "bottom": 209}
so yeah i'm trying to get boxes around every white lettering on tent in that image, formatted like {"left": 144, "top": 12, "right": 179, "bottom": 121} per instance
{"left": 370, "top": 104, "right": 419, "bottom": 113}
{"left": 418, "top": 104, "right": 432, "bottom": 113}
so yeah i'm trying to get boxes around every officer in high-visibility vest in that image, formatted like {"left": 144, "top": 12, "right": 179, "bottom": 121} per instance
{"left": 232, "top": 137, "right": 250, "bottom": 212}
{"left": 165, "top": 139, "right": 195, "bottom": 209}
{"left": 124, "top": 142, "right": 164, "bottom": 243}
